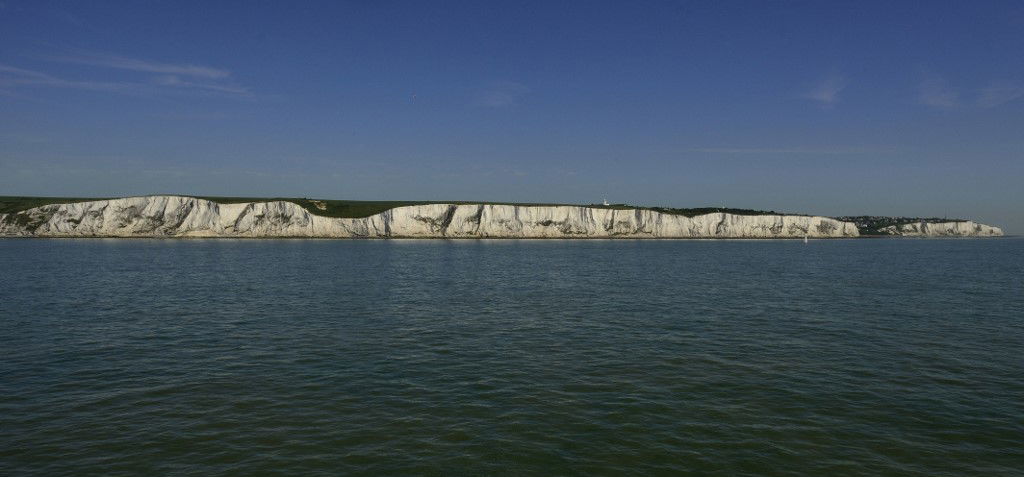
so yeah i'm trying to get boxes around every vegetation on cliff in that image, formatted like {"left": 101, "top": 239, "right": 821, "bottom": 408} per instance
{"left": 1, "top": 196, "right": 784, "bottom": 220}
{"left": 835, "top": 216, "right": 967, "bottom": 235}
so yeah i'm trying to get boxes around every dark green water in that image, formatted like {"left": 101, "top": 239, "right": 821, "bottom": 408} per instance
{"left": 1, "top": 238, "right": 1022, "bottom": 476}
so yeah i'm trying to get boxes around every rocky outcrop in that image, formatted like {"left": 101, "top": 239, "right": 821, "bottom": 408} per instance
{"left": 0, "top": 195, "right": 860, "bottom": 239}
{"left": 878, "top": 221, "right": 1003, "bottom": 237}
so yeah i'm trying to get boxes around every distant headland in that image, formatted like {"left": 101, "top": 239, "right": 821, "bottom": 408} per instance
{"left": 0, "top": 195, "right": 1004, "bottom": 239}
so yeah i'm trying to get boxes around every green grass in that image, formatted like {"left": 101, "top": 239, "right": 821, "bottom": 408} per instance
{"left": 0, "top": 196, "right": 114, "bottom": 215}
{"left": 835, "top": 215, "right": 966, "bottom": 235}
{"left": 0, "top": 195, "right": 784, "bottom": 219}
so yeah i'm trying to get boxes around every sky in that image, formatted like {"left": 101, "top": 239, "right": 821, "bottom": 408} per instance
{"left": 1, "top": 1, "right": 1022, "bottom": 232}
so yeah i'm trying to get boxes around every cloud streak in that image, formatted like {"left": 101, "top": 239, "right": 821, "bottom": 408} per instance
{"left": 803, "top": 74, "right": 847, "bottom": 105}
{"left": 475, "top": 81, "right": 530, "bottom": 108}
{"left": 0, "top": 63, "right": 138, "bottom": 93}
{"left": 977, "top": 80, "right": 1024, "bottom": 108}
{"left": 52, "top": 52, "right": 230, "bottom": 79}
{"left": 918, "top": 77, "right": 959, "bottom": 108}
{"left": 149, "top": 74, "right": 249, "bottom": 95}
{"left": 689, "top": 146, "right": 884, "bottom": 155}
{"left": 919, "top": 77, "right": 1023, "bottom": 109}
{"left": 0, "top": 52, "right": 249, "bottom": 98}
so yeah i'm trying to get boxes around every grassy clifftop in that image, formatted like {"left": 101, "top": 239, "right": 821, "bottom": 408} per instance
{"left": 835, "top": 216, "right": 967, "bottom": 235}
{"left": 0, "top": 196, "right": 116, "bottom": 215}
{"left": 0, "top": 195, "right": 785, "bottom": 219}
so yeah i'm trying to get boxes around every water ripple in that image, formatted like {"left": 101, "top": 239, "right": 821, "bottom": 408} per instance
{"left": 1, "top": 238, "right": 1023, "bottom": 476}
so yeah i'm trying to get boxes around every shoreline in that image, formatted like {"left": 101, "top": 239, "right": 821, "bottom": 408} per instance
{"left": 0, "top": 235, "right": 1013, "bottom": 241}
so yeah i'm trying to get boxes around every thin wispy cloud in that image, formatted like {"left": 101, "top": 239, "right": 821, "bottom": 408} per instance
{"left": 977, "top": 80, "right": 1024, "bottom": 108}
{"left": 0, "top": 63, "right": 137, "bottom": 93}
{"left": 53, "top": 52, "right": 230, "bottom": 79}
{"left": 0, "top": 64, "right": 52, "bottom": 81}
{"left": 919, "top": 76, "right": 1023, "bottom": 109}
{"left": 918, "top": 77, "right": 959, "bottom": 108}
{"left": 803, "top": 74, "right": 847, "bottom": 106}
{"left": 475, "top": 81, "right": 530, "bottom": 108}
{"left": 0, "top": 52, "right": 249, "bottom": 98}
{"left": 150, "top": 74, "right": 248, "bottom": 95}
{"left": 689, "top": 146, "right": 883, "bottom": 155}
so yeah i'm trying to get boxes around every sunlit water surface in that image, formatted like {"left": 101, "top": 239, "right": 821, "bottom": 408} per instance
{"left": 1, "top": 238, "right": 1022, "bottom": 476}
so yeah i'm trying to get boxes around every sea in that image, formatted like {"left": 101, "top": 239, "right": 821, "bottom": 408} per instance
{"left": 1, "top": 238, "right": 1021, "bottom": 476}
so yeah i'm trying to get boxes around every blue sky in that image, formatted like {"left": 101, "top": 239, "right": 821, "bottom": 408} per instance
{"left": 1, "top": 1, "right": 1022, "bottom": 231}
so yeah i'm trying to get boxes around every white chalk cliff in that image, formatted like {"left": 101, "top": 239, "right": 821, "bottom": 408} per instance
{"left": 879, "top": 221, "right": 1003, "bottom": 237}
{"left": 0, "top": 195, "right": 860, "bottom": 238}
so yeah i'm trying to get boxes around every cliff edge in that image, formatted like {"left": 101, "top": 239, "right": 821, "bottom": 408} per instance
{"left": 878, "top": 221, "right": 1003, "bottom": 237}
{"left": 0, "top": 195, "right": 860, "bottom": 239}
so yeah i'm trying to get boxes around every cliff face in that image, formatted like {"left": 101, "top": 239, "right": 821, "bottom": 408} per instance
{"left": 879, "top": 221, "right": 1003, "bottom": 237}
{"left": 0, "top": 196, "right": 860, "bottom": 238}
